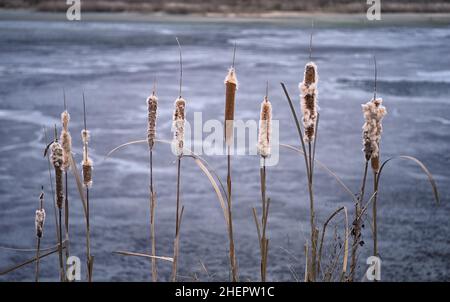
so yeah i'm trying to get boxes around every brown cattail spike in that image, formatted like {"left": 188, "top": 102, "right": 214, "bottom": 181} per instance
{"left": 147, "top": 91, "right": 158, "bottom": 150}
{"left": 224, "top": 67, "right": 238, "bottom": 146}
{"left": 300, "top": 62, "right": 318, "bottom": 142}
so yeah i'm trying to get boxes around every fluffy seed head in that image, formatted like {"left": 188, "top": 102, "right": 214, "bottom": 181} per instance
{"left": 258, "top": 97, "right": 272, "bottom": 157}
{"left": 147, "top": 94, "right": 158, "bottom": 150}
{"left": 35, "top": 208, "right": 46, "bottom": 238}
{"left": 81, "top": 129, "right": 93, "bottom": 188}
{"left": 299, "top": 62, "right": 318, "bottom": 142}
{"left": 60, "top": 111, "right": 72, "bottom": 171}
{"left": 172, "top": 97, "right": 185, "bottom": 157}
{"left": 362, "top": 98, "right": 387, "bottom": 162}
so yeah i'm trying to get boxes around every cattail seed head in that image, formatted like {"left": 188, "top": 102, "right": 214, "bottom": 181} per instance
{"left": 361, "top": 98, "right": 387, "bottom": 164}
{"left": 81, "top": 129, "right": 93, "bottom": 188}
{"left": 60, "top": 111, "right": 72, "bottom": 171}
{"left": 258, "top": 97, "right": 272, "bottom": 157}
{"left": 299, "top": 62, "right": 318, "bottom": 142}
{"left": 50, "top": 141, "right": 64, "bottom": 208}
{"left": 172, "top": 97, "right": 185, "bottom": 157}
{"left": 35, "top": 208, "right": 46, "bottom": 238}
{"left": 147, "top": 94, "right": 158, "bottom": 150}
{"left": 224, "top": 67, "right": 238, "bottom": 146}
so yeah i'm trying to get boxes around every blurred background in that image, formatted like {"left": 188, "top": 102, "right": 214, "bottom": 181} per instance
{"left": 0, "top": 1, "right": 449, "bottom": 281}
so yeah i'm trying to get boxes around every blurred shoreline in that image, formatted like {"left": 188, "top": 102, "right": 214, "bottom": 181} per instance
{"left": 1, "top": 9, "right": 450, "bottom": 25}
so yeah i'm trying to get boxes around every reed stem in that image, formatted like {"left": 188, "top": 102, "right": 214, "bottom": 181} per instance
{"left": 149, "top": 149, "right": 157, "bottom": 281}
{"left": 172, "top": 157, "right": 182, "bottom": 281}
{"left": 350, "top": 160, "right": 369, "bottom": 281}
{"left": 227, "top": 146, "right": 238, "bottom": 282}
{"left": 64, "top": 171, "right": 70, "bottom": 261}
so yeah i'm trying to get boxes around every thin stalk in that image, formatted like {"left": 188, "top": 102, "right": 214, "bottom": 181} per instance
{"left": 86, "top": 187, "right": 92, "bottom": 282}
{"left": 35, "top": 189, "right": 44, "bottom": 282}
{"left": 149, "top": 149, "right": 157, "bottom": 281}
{"left": 227, "top": 146, "right": 238, "bottom": 282}
{"left": 172, "top": 157, "right": 182, "bottom": 281}
{"left": 43, "top": 127, "right": 61, "bottom": 278}
{"left": 35, "top": 237, "right": 41, "bottom": 282}
{"left": 58, "top": 207, "right": 64, "bottom": 281}
{"left": 350, "top": 160, "right": 369, "bottom": 281}
{"left": 64, "top": 171, "right": 70, "bottom": 261}
{"left": 259, "top": 157, "right": 269, "bottom": 281}
{"left": 373, "top": 171, "right": 379, "bottom": 258}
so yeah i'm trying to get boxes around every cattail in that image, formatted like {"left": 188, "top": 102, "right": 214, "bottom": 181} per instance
{"left": 60, "top": 111, "right": 72, "bottom": 171}
{"left": 224, "top": 67, "right": 238, "bottom": 146}
{"left": 81, "top": 129, "right": 93, "bottom": 188}
{"left": 35, "top": 192, "right": 45, "bottom": 238}
{"left": 299, "top": 62, "right": 318, "bottom": 142}
{"left": 172, "top": 97, "right": 185, "bottom": 157}
{"left": 258, "top": 97, "right": 272, "bottom": 158}
{"left": 147, "top": 93, "right": 158, "bottom": 150}
{"left": 361, "top": 97, "right": 387, "bottom": 169}
{"left": 51, "top": 140, "right": 64, "bottom": 209}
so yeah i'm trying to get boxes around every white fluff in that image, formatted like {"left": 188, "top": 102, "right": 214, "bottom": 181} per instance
{"left": 362, "top": 98, "right": 387, "bottom": 159}
{"left": 224, "top": 67, "right": 238, "bottom": 89}
{"left": 172, "top": 97, "right": 186, "bottom": 157}
{"left": 35, "top": 208, "right": 46, "bottom": 238}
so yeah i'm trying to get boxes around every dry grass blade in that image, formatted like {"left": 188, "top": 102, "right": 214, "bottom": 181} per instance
{"left": 113, "top": 251, "right": 174, "bottom": 262}
{"left": 106, "top": 139, "right": 229, "bottom": 227}
{"left": 377, "top": 155, "right": 440, "bottom": 204}
{"left": 317, "top": 206, "right": 349, "bottom": 280}
{"left": 252, "top": 207, "right": 262, "bottom": 252}
{"left": 192, "top": 157, "right": 229, "bottom": 227}
{"left": 280, "top": 143, "right": 356, "bottom": 202}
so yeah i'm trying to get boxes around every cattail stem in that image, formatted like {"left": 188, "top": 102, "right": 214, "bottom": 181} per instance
{"left": 226, "top": 146, "right": 238, "bottom": 282}
{"left": 350, "top": 160, "right": 369, "bottom": 281}
{"left": 373, "top": 171, "right": 379, "bottom": 258}
{"left": 43, "top": 128, "right": 61, "bottom": 279}
{"left": 258, "top": 158, "right": 271, "bottom": 282}
{"left": 64, "top": 171, "right": 70, "bottom": 261}
{"left": 86, "top": 187, "right": 92, "bottom": 282}
{"left": 149, "top": 149, "right": 157, "bottom": 282}
{"left": 58, "top": 207, "right": 64, "bottom": 281}
{"left": 172, "top": 157, "right": 182, "bottom": 282}
{"left": 35, "top": 189, "right": 44, "bottom": 282}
